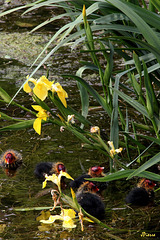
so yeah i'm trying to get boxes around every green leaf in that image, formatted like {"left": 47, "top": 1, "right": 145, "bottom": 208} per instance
{"left": 63, "top": 75, "right": 111, "bottom": 117}
{"left": 137, "top": 134, "right": 160, "bottom": 145}
{"left": 133, "top": 51, "right": 142, "bottom": 76}
{"left": 87, "top": 169, "right": 160, "bottom": 182}
{"left": 127, "top": 152, "right": 160, "bottom": 179}
{"left": 110, "top": 76, "right": 119, "bottom": 149}
{"left": 0, "top": 112, "right": 22, "bottom": 121}
{"left": 151, "top": 0, "right": 160, "bottom": 12}
{"left": 114, "top": 89, "right": 149, "bottom": 119}
{"left": 0, "top": 120, "right": 34, "bottom": 131}
{"left": 76, "top": 66, "right": 89, "bottom": 126}
{"left": 51, "top": 94, "right": 91, "bottom": 126}
{"left": 107, "top": 0, "right": 160, "bottom": 49}
{"left": 102, "top": 41, "right": 114, "bottom": 87}
{"left": 143, "top": 61, "right": 159, "bottom": 116}
{"left": 0, "top": 87, "right": 12, "bottom": 103}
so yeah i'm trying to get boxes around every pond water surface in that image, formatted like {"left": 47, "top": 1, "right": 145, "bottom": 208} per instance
{"left": 0, "top": 5, "right": 160, "bottom": 240}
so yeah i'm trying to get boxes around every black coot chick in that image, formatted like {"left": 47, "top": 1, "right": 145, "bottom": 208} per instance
{"left": 70, "top": 166, "right": 108, "bottom": 193}
{"left": 0, "top": 149, "right": 22, "bottom": 170}
{"left": 34, "top": 161, "right": 66, "bottom": 180}
{"left": 125, "top": 178, "right": 156, "bottom": 206}
{"left": 76, "top": 181, "right": 105, "bottom": 220}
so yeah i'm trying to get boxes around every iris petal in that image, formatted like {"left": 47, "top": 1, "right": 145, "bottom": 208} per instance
{"left": 33, "top": 117, "right": 42, "bottom": 135}
{"left": 23, "top": 78, "right": 36, "bottom": 93}
{"left": 33, "top": 82, "right": 48, "bottom": 101}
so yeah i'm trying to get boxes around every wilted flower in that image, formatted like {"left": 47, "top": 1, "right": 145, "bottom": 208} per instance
{"left": 60, "top": 126, "right": 65, "bottom": 132}
{"left": 108, "top": 141, "right": 123, "bottom": 158}
{"left": 90, "top": 126, "right": 100, "bottom": 135}
{"left": 32, "top": 105, "right": 49, "bottom": 135}
{"left": 67, "top": 115, "right": 75, "bottom": 124}
{"left": 40, "top": 208, "right": 76, "bottom": 230}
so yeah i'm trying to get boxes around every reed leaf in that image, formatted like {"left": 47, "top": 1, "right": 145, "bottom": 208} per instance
{"left": 107, "top": 0, "right": 160, "bottom": 49}
{"left": 150, "top": 0, "right": 160, "bottom": 12}
{"left": 87, "top": 169, "right": 160, "bottom": 182}
{"left": 0, "top": 112, "right": 23, "bottom": 121}
{"left": 76, "top": 67, "right": 89, "bottom": 124}
{"left": 143, "top": 61, "right": 159, "bottom": 116}
{"left": 127, "top": 152, "right": 160, "bottom": 179}
{"left": 110, "top": 77, "right": 119, "bottom": 149}
{"left": 137, "top": 134, "right": 160, "bottom": 145}
{"left": 0, "top": 120, "right": 35, "bottom": 131}
{"left": 63, "top": 75, "right": 111, "bottom": 117}
{"left": 114, "top": 89, "right": 149, "bottom": 119}
{"left": 0, "top": 87, "right": 12, "bottom": 103}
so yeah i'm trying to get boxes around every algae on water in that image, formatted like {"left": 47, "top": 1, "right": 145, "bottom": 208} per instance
{"left": 0, "top": 32, "right": 53, "bottom": 65}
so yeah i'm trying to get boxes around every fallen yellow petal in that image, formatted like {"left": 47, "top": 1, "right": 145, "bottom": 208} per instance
{"left": 40, "top": 215, "right": 63, "bottom": 224}
{"left": 62, "top": 209, "right": 76, "bottom": 219}
{"left": 62, "top": 216, "right": 76, "bottom": 229}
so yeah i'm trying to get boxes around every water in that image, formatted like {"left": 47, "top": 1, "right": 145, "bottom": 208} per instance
{"left": 0, "top": 5, "right": 160, "bottom": 240}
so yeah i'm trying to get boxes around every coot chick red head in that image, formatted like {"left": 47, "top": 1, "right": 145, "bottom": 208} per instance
{"left": 125, "top": 178, "right": 156, "bottom": 206}
{"left": 88, "top": 166, "right": 105, "bottom": 177}
{"left": 137, "top": 178, "right": 156, "bottom": 191}
{"left": 51, "top": 162, "right": 66, "bottom": 175}
{"left": 0, "top": 149, "right": 22, "bottom": 169}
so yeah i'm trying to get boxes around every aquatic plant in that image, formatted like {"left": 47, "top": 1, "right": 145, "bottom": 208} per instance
{"left": 38, "top": 170, "right": 111, "bottom": 231}
{"left": 0, "top": 1, "right": 160, "bottom": 181}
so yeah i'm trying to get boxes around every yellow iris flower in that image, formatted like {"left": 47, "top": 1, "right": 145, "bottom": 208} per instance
{"left": 40, "top": 208, "right": 76, "bottom": 229}
{"left": 108, "top": 141, "right": 123, "bottom": 158}
{"left": 32, "top": 105, "right": 49, "bottom": 135}
{"left": 42, "top": 171, "right": 74, "bottom": 192}
{"left": 23, "top": 75, "right": 68, "bottom": 107}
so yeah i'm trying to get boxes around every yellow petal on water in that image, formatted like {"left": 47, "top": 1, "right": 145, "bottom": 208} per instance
{"left": 36, "top": 210, "right": 51, "bottom": 221}
{"left": 33, "top": 117, "right": 42, "bottom": 135}
{"left": 62, "top": 216, "right": 76, "bottom": 229}
{"left": 62, "top": 209, "right": 76, "bottom": 219}
{"left": 40, "top": 215, "right": 63, "bottom": 224}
